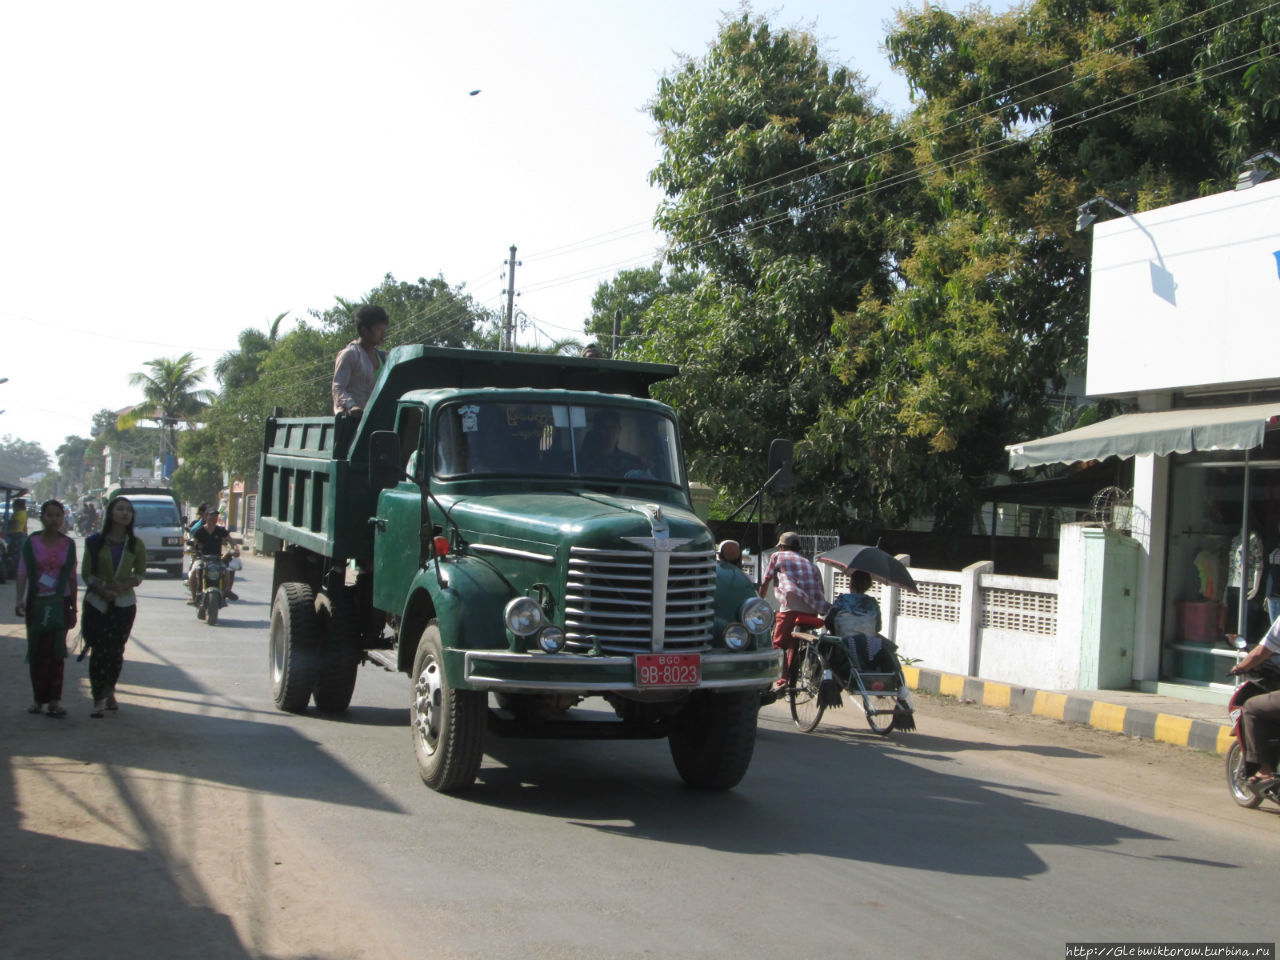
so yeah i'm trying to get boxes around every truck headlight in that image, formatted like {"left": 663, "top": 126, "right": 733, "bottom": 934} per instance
{"left": 723, "top": 624, "right": 750, "bottom": 651}
{"left": 739, "top": 597, "right": 773, "bottom": 634}
{"left": 537, "top": 626, "right": 566, "bottom": 653}
{"left": 504, "top": 597, "right": 544, "bottom": 636}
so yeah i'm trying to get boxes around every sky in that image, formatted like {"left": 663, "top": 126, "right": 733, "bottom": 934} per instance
{"left": 0, "top": 0, "right": 1016, "bottom": 466}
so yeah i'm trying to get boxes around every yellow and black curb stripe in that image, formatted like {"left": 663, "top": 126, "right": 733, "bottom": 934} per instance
{"left": 902, "top": 666, "right": 1233, "bottom": 755}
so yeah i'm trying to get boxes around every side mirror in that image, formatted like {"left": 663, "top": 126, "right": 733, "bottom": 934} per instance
{"left": 767, "top": 438, "right": 793, "bottom": 496}
{"left": 369, "top": 431, "right": 403, "bottom": 491}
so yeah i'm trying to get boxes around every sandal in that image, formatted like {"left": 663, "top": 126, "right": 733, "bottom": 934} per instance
{"left": 27, "top": 704, "right": 44, "bottom": 714}
{"left": 46, "top": 706, "right": 67, "bottom": 718}
{"left": 106, "top": 697, "right": 118, "bottom": 711}
{"left": 1246, "top": 773, "right": 1279, "bottom": 793}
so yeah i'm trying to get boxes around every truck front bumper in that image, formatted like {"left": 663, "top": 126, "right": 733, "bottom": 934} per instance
{"left": 456, "top": 648, "right": 782, "bottom": 693}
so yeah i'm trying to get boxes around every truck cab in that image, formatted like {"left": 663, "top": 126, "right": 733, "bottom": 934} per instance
{"left": 257, "top": 346, "right": 778, "bottom": 793}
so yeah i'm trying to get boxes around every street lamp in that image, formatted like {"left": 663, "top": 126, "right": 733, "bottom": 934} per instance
{"left": 1235, "top": 150, "right": 1280, "bottom": 191}
{"left": 1075, "top": 196, "right": 1133, "bottom": 232}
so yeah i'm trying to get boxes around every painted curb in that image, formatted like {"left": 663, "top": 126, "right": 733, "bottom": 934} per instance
{"left": 904, "top": 666, "right": 1232, "bottom": 755}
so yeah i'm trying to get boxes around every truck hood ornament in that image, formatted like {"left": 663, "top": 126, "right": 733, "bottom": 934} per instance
{"left": 623, "top": 503, "right": 689, "bottom": 553}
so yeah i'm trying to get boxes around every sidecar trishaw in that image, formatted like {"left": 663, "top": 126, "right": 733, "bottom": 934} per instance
{"left": 787, "top": 627, "right": 915, "bottom": 734}
{"left": 785, "top": 543, "right": 919, "bottom": 736}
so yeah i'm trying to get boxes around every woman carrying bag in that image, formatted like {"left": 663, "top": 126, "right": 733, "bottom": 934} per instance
{"left": 14, "top": 500, "right": 78, "bottom": 718}
{"left": 82, "top": 496, "right": 147, "bottom": 718}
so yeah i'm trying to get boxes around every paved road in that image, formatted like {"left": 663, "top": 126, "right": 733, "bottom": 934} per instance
{"left": 2, "top": 552, "right": 1278, "bottom": 960}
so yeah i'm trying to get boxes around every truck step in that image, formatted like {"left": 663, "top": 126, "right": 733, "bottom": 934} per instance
{"left": 364, "top": 649, "right": 398, "bottom": 673}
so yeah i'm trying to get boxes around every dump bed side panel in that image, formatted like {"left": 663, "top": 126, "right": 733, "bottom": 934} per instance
{"left": 255, "top": 415, "right": 374, "bottom": 562}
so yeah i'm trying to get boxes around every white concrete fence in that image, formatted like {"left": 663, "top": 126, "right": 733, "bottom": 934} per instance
{"left": 760, "top": 524, "right": 1120, "bottom": 691}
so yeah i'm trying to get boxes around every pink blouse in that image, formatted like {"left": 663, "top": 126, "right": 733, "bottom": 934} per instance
{"left": 16, "top": 535, "right": 78, "bottom": 597}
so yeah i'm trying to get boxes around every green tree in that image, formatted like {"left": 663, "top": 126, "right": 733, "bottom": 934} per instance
{"left": 824, "top": 0, "right": 1280, "bottom": 529}
{"left": 120, "top": 353, "right": 216, "bottom": 473}
{"left": 584, "top": 263, "right": 701, "bottom": 356}
{"left": 171, "top": 427, "right": 225, "bottom": 509}
{"left": 640, "top": 4, "right": 1280, "bottom": 533}
{"left": 314, "top": 273, "right": 499, "bottom": 349}
{"left": 55, "top": 436, "right": 90, "bottom": 496}
{"left": 84, "top": 409, "right": 156, "bottom": 489}
{"left": 214, "top": 313, "right": 287, "bottom": 390}
{"left": 640, "top": 13, "right": 907, "bottom": 526}
{"left": 0, "top": 436, "right": 50, "bottom": 481}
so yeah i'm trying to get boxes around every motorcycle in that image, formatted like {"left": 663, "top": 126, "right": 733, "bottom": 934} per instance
{"left": 1225, "top": 644, "right": 1280, "bottom": 809}
{"left": 194, "top": 553, "right": 230, "bottom": 626}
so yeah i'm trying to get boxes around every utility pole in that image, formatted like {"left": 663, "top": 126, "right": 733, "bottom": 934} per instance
{"left": 612, "top": 310, "right": 621, "bottom": 358}
{"left": 503, "top": 245, "right": 520, "bottom": 351}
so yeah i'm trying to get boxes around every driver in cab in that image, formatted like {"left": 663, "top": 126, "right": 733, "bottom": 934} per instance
{"left": 579, "top": 409, "right": 645, "bottom": 477}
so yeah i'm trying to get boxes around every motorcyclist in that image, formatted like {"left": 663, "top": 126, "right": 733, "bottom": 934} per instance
{"left": 188, "top": 508, "right": 240, "bottom": 604}
{"left": 185, "top": 503, "right": 209, "bottom": 605}
{"left": 1227, "top": 617, "right": 1280, "bottom": 790}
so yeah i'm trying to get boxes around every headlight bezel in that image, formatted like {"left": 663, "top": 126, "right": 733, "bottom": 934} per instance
{"left": 723, "top": 623, "right": 751, "bottom": 651}
{"left": 537, "top": 625, "right": 567, "bottom": 653}
{"left": 739, "top": 596, "right": 774, "bottom": 635}
{"left": 504, "top": 596, "right": 545, "bottom": 636}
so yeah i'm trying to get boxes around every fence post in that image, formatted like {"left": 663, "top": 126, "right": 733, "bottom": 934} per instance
{"left": 882, "top": 554, "right": 911, "bottom": 642}
{"left": 960, "top": 560, "right": 994, "bottom": 677}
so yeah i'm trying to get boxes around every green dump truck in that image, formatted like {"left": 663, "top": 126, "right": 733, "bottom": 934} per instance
{"left": 256, "top": 345, "right": 779, "bottom": 793}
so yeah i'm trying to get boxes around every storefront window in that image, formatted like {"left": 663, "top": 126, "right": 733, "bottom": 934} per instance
{"left": 1161, "top": 439, "right": 1280, "bottom": 685}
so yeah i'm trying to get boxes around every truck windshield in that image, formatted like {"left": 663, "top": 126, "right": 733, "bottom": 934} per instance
{"left": 434, "top": 401, "right": 682, "bottom": 485}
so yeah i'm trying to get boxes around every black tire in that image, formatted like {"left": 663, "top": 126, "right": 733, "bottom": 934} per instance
{"left": 410, "top": 622, "right": 486, "bottom": 792}
{"left": 167, "top": 565, "right": 184, "bottom": 579}
{"left": 789, "top": 645, "right": 827, "bottom": 733}
{"left": 206, "top": 591, "right": 220, "bottom": 626}
{"left": 668, "top": 690, "right": 759, "bottom": 791}
{"left": 312, "top": 591, "right": 361, "bottom": 714}
{"left": 270, "top": 582, "right": 319, "bottom": 713}
{"left": 1226, "top": 740, "right": 1263, "bottom": 809}
{"left": 865, "top": 698, "right": 897, "bottom": 735}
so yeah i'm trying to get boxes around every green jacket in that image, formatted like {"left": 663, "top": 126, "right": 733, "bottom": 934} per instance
{"left": 82, "top": 533, "right": 147, "bottom": 610}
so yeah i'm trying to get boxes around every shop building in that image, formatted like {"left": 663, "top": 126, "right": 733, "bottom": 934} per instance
{"left": 1006, "top": 175, "right": 1280, "bottom": 701}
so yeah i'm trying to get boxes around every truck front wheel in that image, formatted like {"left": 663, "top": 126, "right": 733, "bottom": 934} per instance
{"left": 411, "top": 623, "right": 486, "bottom": 793}
{"left": 668, "top": 690, "right": 759, "bottom": 791}
{"left": 270, "top": 582, "right": 318, "bottom": 713}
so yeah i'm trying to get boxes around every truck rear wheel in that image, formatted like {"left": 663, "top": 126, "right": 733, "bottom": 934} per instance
{"left": 411, "top": 623, "right": 485, "bottom": 792}
{"left": 668, "top": 690, "right": 759, "bottom": 791}
{"left": 270, "top": 582, "right": 318, "bottom": 713}
{"left": 313, "top": 591, "right": 361, "bottom": 714}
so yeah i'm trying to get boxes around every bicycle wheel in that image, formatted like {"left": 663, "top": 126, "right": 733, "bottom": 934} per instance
{"left": 865, "top": 695, "right": 898, "bottom": 735}
{"left": 789, "top": 644, "right": 827, "bottom": 733}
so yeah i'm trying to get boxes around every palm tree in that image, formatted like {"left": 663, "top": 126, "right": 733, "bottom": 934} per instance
{"left": 214, "top": 312, "right": 287, "bottom": 390}
{"left": 119, "top": 353, "right": 216, "bottom": 474}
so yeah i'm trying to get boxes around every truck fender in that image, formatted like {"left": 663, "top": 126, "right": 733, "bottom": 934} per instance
{"left": 396, "top": 557, "right": 519, "bottom": 673}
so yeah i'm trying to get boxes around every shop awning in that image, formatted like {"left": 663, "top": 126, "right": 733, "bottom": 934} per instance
{"left": 1006, "top": 402, "right": 1280, "bottom": 470}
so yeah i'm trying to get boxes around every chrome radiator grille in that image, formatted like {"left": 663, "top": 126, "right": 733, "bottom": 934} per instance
{"left": 563, "top": 547, "right": 716, "bottom": 654}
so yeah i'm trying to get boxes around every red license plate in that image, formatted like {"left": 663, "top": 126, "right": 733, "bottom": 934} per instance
{"left": 635, "top": 653, "right": 701, "bottom": 688}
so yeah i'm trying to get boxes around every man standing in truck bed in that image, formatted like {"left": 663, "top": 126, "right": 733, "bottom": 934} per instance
{"left": 332, "top": 304, "right": 390, "bottom": 418}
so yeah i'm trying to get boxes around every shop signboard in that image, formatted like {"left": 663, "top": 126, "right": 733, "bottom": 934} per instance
{"left": 1085, "top": 178, "right": 1280, "bottom": 398}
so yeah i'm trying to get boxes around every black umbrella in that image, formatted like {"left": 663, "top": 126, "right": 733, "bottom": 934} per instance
{"left": 816, "top": 544, "right": 918, "bottom": 593}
